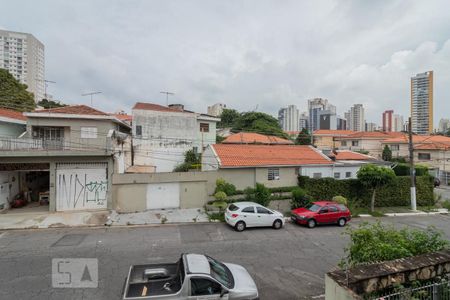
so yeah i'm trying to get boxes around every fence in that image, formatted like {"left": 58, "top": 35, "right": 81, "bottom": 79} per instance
{"left": 369, "top": 279, "right": 450, "bottom": 300}
{"left": 438, "top": 170, "right": 450, "bottom": 186}
{"left": 0, "top": 137, "right": 112, "bottom": 152}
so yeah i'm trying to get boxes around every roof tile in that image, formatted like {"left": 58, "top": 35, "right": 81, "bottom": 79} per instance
{"left": 223, "top": 132, "right": 293, "bottom": 145}
{"left": 0, "top": 108, "right": 27, "bottom": 121}
{"left": 33, "top": 105, "right": 109, "bottom": 116}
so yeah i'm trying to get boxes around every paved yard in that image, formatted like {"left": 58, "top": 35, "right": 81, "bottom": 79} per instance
{"left": 1, "top": 215, "right": 450, "bottom": 300}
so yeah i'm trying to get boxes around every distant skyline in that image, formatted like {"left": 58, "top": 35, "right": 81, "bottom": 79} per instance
{"left": 1, "top": 1, "right": 450, "bottom": 126}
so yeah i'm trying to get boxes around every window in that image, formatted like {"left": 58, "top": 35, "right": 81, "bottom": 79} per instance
{"left": 228, "top": 204, "right": 239, "bottom": 211}
{"left": 313, "top": 173, "right": 322, "bottom": 179}
{"left": 135, "top": 125, "right": 142, "bottom": 136}
{"left": 268, "top": 168, "right": 280, "bottom": 180}
{"left": 200, "top": 123, "right": 210, "bottom": 132}
{"left": 341, "top": 141, "right": 347, "bottom": 146}
{"left": 390, "top": 144, "right": 400, "bottom": 151}
{"left": 418, "top": 153, "right": 431, "bottom": 160}
{"left": 329, "top": 206, "right": 338, "bottom": 212}
{"left": 242, "top": 207, "right": 255, "bottom": 213}
{"left": 190, "top": 278, "right": 221, "bottom": 296}
{"left": 345, "top": 172, "right": 352, "bottom": 178}
{"left": 193, "top": 146, "right": 198, "bottom": 154}
{"left": 338, "top": 204, "right": 348, "bottom": 211}
{"left": 352, "top": 141, "right": 359, "bottom": 146}
{"left": 80, "top": 127, "right": 97, "bottom": 139}
{"left": 334, "top": 172, "right": 341, "bottom": 179}
{"left": 320, "top": 207, "right": 329, "bottom": 213}
{"left": 256, "top": 207, "right": 272, "bottom": 214}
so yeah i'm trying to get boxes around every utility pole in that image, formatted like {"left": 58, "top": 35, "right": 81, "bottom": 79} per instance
{"left": 408, "top": 116, "right": 417, "bottom": 211}
{"left": 160, "top": 91, "right": 174, "bottom": 106}
{"left": 81, "top": 91, "right": 102, "bottom": 107}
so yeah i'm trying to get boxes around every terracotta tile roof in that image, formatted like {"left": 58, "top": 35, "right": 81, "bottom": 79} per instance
{"left": 33, "top": 105, "right": 109, "bottom": 116}
{"left": 211, "top": 144, "right": 332, "bottom": 167}
{"left": 223, "top": 132, "right": 293, "bottom": 145}
{"left": 133, "top": 102, "right": 188, "bottom": 113}
{"left": 0, "top": 108, "right": 27, "bottom": 121}
{"left": 383, "top": 135, "right": 450, "bottom": 150}
{"left": 340, "top": 131, "right": 405, "bottom": 139}
{"left": 334, "top": 150, "right": 376, "bottom": 161}
{"left": 285, "top": 131, "right": 301, "bottom": 136}
{"left": 314, "top": 130, "right": 355, "bottom": 136}
{"left": 112, "top": 113, "right": 132, "bottom": 122}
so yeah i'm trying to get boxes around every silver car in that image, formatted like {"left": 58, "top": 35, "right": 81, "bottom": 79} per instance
{"left": 225, "top": 202, "right": 285, "bottom": 232}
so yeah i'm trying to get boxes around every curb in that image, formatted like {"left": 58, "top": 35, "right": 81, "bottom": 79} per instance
{"left": 358, "top": 210, "right": 448, "bottom": 218}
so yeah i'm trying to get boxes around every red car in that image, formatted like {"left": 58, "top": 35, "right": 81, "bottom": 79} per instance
{"left": 291, "top": 201, "right": 351, "bottom": 228}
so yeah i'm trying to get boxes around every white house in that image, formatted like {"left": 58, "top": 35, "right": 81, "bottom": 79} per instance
{"left": 132, "top": 102, "right": 220, "bottom": 172}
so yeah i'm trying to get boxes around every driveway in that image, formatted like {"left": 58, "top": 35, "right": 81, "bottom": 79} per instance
{"left": 1, "top": 215, "right": 450, "bottom": 300}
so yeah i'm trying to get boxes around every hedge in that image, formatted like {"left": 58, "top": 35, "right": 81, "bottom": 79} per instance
{"left": 393, "top": 163, "right": 429, "bottom": 176}
{"left": 298, "top": 175, "right": 434, "bottom": 207}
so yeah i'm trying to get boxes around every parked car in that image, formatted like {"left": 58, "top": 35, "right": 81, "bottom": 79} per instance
{"left": 225, "top": 201, "right": 285, "bottom": 232}
{"left": 291, "top": 201, "right": 351, "bottom": 228}
{"left": 122, "top": 253, "right": 259, "bottom": 300}
{"left": 434, "top": 177, "right": 441, "bottom": 187}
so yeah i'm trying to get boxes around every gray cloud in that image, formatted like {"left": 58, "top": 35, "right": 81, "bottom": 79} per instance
{"left": 2, "top": 0, "right": 450, "bottom": 126}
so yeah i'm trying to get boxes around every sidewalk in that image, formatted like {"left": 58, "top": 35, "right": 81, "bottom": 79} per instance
{"left": 0, "top": 210, "right": 109, "bottom": 230}
{"left": 106, "top": 208, "right": 210, "bottom": 226}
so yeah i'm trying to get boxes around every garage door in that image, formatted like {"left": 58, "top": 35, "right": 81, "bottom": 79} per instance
{"left": 146, "top": 183, "right": 180, "bottom": 209}
{"left": 56, "top": 163, "right": 108, "bottom": 211}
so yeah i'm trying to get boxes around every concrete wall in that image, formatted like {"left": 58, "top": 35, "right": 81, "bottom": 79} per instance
{"left": 0, "top": 121, "right": 26, "bottom": 138}
{"left": 325, "top": 274, "right": 361, "bottom": 300}
{"left": 255, "top": 167, "right": 298, "bottom": 188}
{"left": 387, "top": 143, "right": 450, "bottom": 172}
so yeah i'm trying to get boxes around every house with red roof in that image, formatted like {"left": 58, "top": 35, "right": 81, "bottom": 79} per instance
{"left": 381, "top": 135, "right": 450, "bottom": 183}
{"left": 0, "top": 105, "right": 131, "bottom": 212}
{"left": 336, "top": 131, "right": 406, "bottom": 159}
{"left": 0, "top": 107, "right": 27, "bottom": 138}
{"left": 313, "top": 129, "right": 355, "bottom": 150}
{"left": 132, "top": 102, "right": 220, "bottom": 172}
{"left": 222, "top": 132, "right": 293, "bottom": 145}
{"left": 201, "top": 144, "right": 386, "bottom": 190}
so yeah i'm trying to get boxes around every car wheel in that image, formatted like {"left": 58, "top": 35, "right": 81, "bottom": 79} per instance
{"left": 273, "top": 219, "right": 283, "bottom": 229}
{"left": 235, "top": 221, "right": 246, "bottom": 232}
{"left": 307, "top": 219, "right": 316, "bottom": 228}
{"left": 338, "top": 218, "right": 347, "bottom": 227}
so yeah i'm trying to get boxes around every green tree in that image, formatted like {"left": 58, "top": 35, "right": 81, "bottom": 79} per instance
{"left": 218, "top": 109, "right": 240, "bottom": 128}
{"left": 0, "top": 69, "right": 35, "bottom": 112}
{"left": 184, "top": 149, "right": 200, "bottom": 164}
{"left": 295, "top": 128, "right": 312, "bottom": 145}
{"left": 232, "top": 112, "right": 287, "bottom": 138}
{"left": 254, "top": 183, "right": 271, "bottom": 207}
{"left": 446, "top": 129, "right": 450, "bottom": 137}
{"left": 357, "top": 164, "right": 395, "bottom": 212}
{"left": 341, "top": 221, "right": 448, "bottom": 267}
{"left": 291, "top": 187, "right": 312, "bottom": 209}
{"left": 37, "top": 99, "right": 66, "bottom": 109}
{"left": 382, "top": 145, "right": 392, "bottom": 161}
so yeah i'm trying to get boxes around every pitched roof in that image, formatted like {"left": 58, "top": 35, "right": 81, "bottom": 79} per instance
{"left": 0, "top": 108, "right": 27, "bottom": 121}
{"left": 334, "top": 150, "right": 376, "bottom": 161}
{"left": 223, "top": 132, "right": 293, "bottom": 145}
{"left": 314, "top": 130, "right": 355, "bottom": 136}
{"left": 133, "top": 102, "right": 187, "bottom": 113}
{"left": 340, "top": 131, "right": 405, "bottom": 140}
{"left": 211, "top": 144, "right": 332, "bottom": 167}
{"left": 112, "top": 113, "right": 132, "bottom": 122}
{"left": 382, "top": 135, "right": 450, "bottom": 150}
{"left": 33, "top": 105, "right": 109, "bottom": 116}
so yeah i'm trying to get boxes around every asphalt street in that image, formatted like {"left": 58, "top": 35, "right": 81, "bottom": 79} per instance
{"left": 1, "top": 215, "right": 450, "bottom": 300}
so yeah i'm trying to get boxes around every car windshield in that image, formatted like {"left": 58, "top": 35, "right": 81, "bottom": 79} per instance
{"left": 228, "top": 204, "right": 239, "bottom": 211}
{"left": 306, "top": 204, "right": 321, "bottom": 212}
{"left": 206, "top": 256, "right": 234, "bottom": 289}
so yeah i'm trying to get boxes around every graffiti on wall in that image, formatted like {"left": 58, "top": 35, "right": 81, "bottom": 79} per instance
{"left": 56, "top": 168, "right": 107, "bottom": 211}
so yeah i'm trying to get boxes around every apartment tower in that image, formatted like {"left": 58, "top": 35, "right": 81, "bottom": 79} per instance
{"left": 278, "top": 105, "right": 300, "bottom": 132}
{"left": 411, "top": 71, "right": 433, "bottom": 135}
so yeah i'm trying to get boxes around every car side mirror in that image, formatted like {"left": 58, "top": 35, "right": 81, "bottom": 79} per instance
{"left": 220, "top": 288, "right": 228, "bottom": 297}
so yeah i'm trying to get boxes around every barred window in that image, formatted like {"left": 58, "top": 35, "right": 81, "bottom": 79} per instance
{"left": 268, "top": 168, "right": 280, "bottom": 180}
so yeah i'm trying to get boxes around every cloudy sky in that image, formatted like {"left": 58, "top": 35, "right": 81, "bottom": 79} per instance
{"left": 2, "top": 0, "right": 450, "bottom": 125}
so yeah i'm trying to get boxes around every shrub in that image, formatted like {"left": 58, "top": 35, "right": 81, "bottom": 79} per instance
{"left": 291, "top": 187, "right": 312, "bottom": 209}
{"left": 214, "top": 191, "right": 227, "bottom": 202}
{"left": 244, "top": 187, "right": 255, "bottom": 201}
{"left": 332, "top": 195, "right": 348, "bottom": 205}
{"left": 254, "top": 183, "right": 271, "bottom": 207}
{"left": 341, "top": 221, "right": 448, "bottom": 267}
{"left": 173, "top": 162, "right": 191, "bottom": 172}
{"left": 393, "top": 163, "right": 429, "bottom": 176}
{"left": 442, "top": 200, "right": 450, "bottom": 210}
{"left": 214, "top": 178, "right": 237, "bottom": 196}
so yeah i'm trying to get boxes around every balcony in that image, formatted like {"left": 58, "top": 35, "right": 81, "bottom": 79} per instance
{"left": 0, "top": 137, "right": 112, "bottom": 156}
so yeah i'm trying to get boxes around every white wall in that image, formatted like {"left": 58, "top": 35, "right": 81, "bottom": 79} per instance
{"left": 201, "top": 146, "right": 219, "bottom": 171}
{"left": 0, "top": 171, "right": 19, "bottom": 209}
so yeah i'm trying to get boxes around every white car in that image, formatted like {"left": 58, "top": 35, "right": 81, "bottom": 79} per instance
{"left": 224, "top": 201, "right": 285, "bottom": 232}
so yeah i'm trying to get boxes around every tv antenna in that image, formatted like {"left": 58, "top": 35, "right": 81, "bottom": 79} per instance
{"left": 81, "top": 91, "right": 102, "bottom": 107}
{"left": 160, "top": 91, "right": 175, "bottom": 106}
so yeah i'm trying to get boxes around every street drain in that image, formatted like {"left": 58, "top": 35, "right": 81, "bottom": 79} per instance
{"left": 52, "top": 234, "right": 87, "bottom": 247}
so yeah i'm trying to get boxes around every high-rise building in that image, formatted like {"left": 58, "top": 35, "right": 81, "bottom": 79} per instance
{"left": 317, "top": 110, "right": 337, "bottom": 130}
{"left": 337, "top": 116, "right": 347, "bottom": 130}
{"left": 393, "top": 114, "right": 404, "bottom": 132}
{"left": 278, "top": 105, "right": 299, "bottom": 131}
{"left": 207, "top": 103, "right": 227, "bottom": 117}
{"left": 411, "top": 71, "right": 433, "bottom": 135}
{"left": 344, "top": 112, "right": 350, "bottom": 130}
{"left": 346, "top": 104, "right": 365, "bottom": 131}
{"left": 365, "top": 122, "right": 377, "bottom": 132}
{"left": 382, "top": 110, "right": 394, "bottom": 132}
{"left": 299, "top": 112, "right": 308, "bottom": 131}
{"left": 308, "top": 98, "right": 336, "bottom": 132}
{"left": 0, "top": 29, "right": 45, "bottom": 102}
{"left": 439, "top": 118, "right": 450, "bottom": 133}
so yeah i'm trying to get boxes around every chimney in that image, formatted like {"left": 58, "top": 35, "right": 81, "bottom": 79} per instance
{"left": 168, "top": 104, "right": 184, "bottom": 112}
